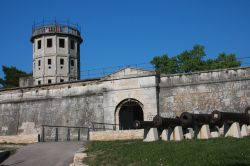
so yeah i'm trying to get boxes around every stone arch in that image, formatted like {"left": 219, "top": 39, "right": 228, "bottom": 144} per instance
{"left": 115, "top": 98, "right": 144, "bottom": 130}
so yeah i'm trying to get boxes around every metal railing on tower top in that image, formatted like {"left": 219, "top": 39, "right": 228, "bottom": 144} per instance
{"left": 31, "top": 19, "right": 82, "bottom": 42}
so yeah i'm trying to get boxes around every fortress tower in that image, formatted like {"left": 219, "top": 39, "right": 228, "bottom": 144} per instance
{"left": 31, "top": 21, "right": 83, "bottom": 85}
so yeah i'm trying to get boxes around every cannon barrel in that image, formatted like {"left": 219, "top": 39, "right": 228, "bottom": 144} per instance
{"left": 153, "top": 115, "right": 180, "bottom": 128}
{"left": 180, "top": 112, "right": 213, "bottom": 128}
{"left": 211, "top": 110, "right": 250, "bottom": 125}
{"left": 133, "top": 120, "right": 155, "bottom": 129}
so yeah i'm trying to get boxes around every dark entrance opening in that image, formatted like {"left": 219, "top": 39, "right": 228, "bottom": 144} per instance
{"left": 119, "top": 101, "right": 143, "bottom": 130}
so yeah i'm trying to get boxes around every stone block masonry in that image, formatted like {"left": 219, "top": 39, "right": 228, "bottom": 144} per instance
{"left": 0, "top": 67, "right": 250, "bottom": 137}
{"left": 0, "top": 68, "right": 158, "bottom": 136}
{"left": 0, "top": 79, "right": 105, "bottom": 136}
{"left": 89, "top": 129, "right": 144, "bottom": 141}
{"left": 159, "top": 67, "right": 250, "bottom": 117}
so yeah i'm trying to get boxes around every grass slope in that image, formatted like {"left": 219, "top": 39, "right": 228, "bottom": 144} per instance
{"left": 85, "top": 137, "right": 250, "bottom": 166}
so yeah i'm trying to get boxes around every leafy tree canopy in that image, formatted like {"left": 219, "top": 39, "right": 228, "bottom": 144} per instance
{"left": 0, "top": 66, "right": 31, "bottom": 89}
{"left": 151, "top": 44, "right": 241, "bottom": 74}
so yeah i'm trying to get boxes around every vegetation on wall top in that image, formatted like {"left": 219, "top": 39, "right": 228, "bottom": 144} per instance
{"left": 151, "top": 44, "right": 241, "bottom": 74}
{"left": 0, "top": 66, "right": 31, "bottom": 89}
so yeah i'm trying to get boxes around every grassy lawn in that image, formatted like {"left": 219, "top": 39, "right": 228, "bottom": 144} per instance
{"left": 85, "top": 136, "right": 250, "bottom": 166}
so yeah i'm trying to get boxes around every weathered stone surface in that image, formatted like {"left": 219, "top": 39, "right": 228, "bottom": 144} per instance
{"left": 161, "top": 129, "right": 168, "bottom": 141}
{"left": 0, "top": 66, "right": 250, "bottom": 138}
{"left": 0, "top": 68, "right": 158, "bottom": 137}
{"left": 0, "top": 134, "right": 38, "bottom": 144}
{"left": 169, "top": 126, "right": 184, "bottom": 141}
{"left": 224, "top": 122, "right": 242, "bottom": 138}
{"left": 89, "top": 129, "right": 144, "bottom": 141}
{"left": 143, "top": 128, "right": 159, "bottom": 142}
{"left": 241, "top": 124, "right": 248, "bottom": 137}
{"left": 159, "top": 67, "right": 250, "bottom": 117}
{"left": 197, "top": 125, "right": 211, "bottom": 139}
{"left": 70, "top": 152, "right": 88, "bottom": 166}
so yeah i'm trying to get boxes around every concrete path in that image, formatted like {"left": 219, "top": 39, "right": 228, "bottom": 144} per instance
{"left": 1, "top": 142, "right": 84, "bottom": 166}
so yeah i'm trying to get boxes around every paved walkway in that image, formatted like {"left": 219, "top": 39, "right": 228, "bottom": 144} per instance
{"left": 1, "top": 142, "right": 84, "bottom": 166}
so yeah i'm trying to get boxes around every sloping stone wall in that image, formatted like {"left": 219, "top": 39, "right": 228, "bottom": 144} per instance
{"left": 0, "top": 80, "right": 105, "bottom": 136}
{"left": 0, "top": 70, "right": 158, "bottom": 136}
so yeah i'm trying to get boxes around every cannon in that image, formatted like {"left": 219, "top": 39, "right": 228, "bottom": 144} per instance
{"left": 133, "top": 120, "right": 156, "bottom": 129}
{"left": 153, "top": 115, "right": 180, "bottom": 128}
{"left": 133, "top": 115, "right": 180, "bottom": 129}
{"left": 211, "top": 109, "right": 250, "bottom": 125}
{"left": 180, "top": 112, "right": 215, "bottom": 128}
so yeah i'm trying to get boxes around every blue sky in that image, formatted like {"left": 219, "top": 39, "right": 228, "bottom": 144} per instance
{"left": 0, "top": 0, "right": 250, "bottom": 78}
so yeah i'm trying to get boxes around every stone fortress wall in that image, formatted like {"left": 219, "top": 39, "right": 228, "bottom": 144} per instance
{"left": 0, "top": 66, "right": 250, "bottom": 137}
{"left": 0, "top": 68, "right": 157, "bottom": 136}
{"left": 159, "top": 66, "right": 250, "bottom": 117}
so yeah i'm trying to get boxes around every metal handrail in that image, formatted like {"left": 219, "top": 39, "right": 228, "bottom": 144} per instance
{"left": 32, "top": 25, "right": 81, "bottom": 37}
{"left": 32, "top": 19, "right": 81, "bottom": 32}
{"left": 39, "top": 125, "right": 90, "bottom": 142}
{"left": 41, "top": 124, "right": 89, "bottom": 129}
{"left": 91, "top": 122, "right": 118, "bottom": 131}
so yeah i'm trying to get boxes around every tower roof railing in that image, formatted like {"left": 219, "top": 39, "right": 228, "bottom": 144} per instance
{"left": 31, "top": 20, "right": 82, "bottom": 42}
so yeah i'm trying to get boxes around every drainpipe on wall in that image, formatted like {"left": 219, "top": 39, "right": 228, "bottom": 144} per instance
{"left": 155, "top": 73, "right": 160, "bottom": 115}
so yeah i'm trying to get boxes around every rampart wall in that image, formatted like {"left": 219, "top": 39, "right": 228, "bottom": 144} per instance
{"left": 159, "top": 67, "right": 250, "bottom": 117}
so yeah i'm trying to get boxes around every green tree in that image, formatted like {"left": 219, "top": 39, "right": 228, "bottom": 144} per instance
{"left": 176, "top": 45, "right": 206, "bottom": 73}
{"left": 0, "top": 66, "right": 31, "bottom": 88}
{"left": 151, "top": 55, "right": 178, "bottom": 74}
{"left": 151, "top": 45, "right": 241, "bottom": 74}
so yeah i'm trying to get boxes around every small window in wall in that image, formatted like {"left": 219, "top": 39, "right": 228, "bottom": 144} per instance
{"left": 37, "top": 40, "right": 41, "bottom": 49}
{"left": 48, "top": 59, "right": 51, "bottom": 65}
{"left": 38, "top": 81, "right": 41, "bottom": 85}
{"left": 70, "top": 40, "right": 75, "bottom": 49}
{"left": 60, "top": 79, "right": 64, "bottom": 82}
{"left": 48, "top": 79, "right": 52, "bottom": 84}
{"left": 47, "top": 38, "right": 52, "bottom": 48}
{"left": 71, "top": 59, "right": 74, "bottom": 66}
{"left": 60, "top": 58, "right": 64, "bottom": 65}
{"left": 38, "top": 60, "right": 41, "bottom": 66}
{"left": 59, "top": 39, "right": 65, "bottom": 48}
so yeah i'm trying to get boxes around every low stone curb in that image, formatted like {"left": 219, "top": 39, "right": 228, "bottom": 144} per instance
{"left": 69, "top": 147, "right": 88, "bottom": 166}
{"left": 0, "top": 134, "right": 38, "bottom": 144}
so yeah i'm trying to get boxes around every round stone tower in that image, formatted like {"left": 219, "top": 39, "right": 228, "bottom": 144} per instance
{"left": 31, "top": 21, "right": 83, "bottom": 85}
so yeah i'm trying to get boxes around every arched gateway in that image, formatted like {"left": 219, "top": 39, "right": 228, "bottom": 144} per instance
{"left": 115, "top": 98, "right": 144, "bottom": 130}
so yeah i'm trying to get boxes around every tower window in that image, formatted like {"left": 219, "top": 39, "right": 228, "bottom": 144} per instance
{"left": 60, "top": 79, "right": 64, "bottom": 82}
{"left": 37, "top": 40, "right": 41, "bottom": 49}
{"left": 48, "top": 59, "right": 51, "bottom": 65}
{"left": 47, "top": 38, "right": 52, "bottom": 48}
{"left": 38, "top": 81, "right": 41, "bottom": 85}
{"left": 48, "top": 79, "right": 52, "bottom": 84}
{"left": 60, "top": 58, "right": 64, "bottom": 65}
{"left": 38, "top": 60, "right": 41, "bottom": 66}
{"left": 70, "top": 40, "right": 75, "bottom": 49}
{"left": 59, "top": 39, "right": 65, "bottom": 48}
{"left": 71, "top": 59, "right": 74, "bottom": 66}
